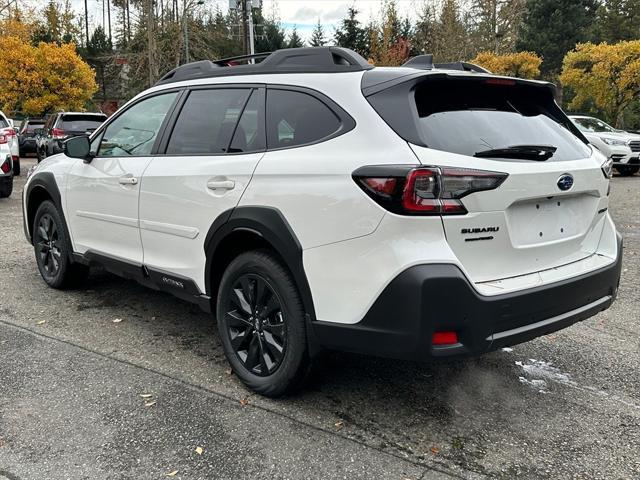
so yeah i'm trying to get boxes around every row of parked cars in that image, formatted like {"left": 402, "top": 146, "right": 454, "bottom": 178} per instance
{"left": 0, "top": 111, "right": 107, "bottom": 197}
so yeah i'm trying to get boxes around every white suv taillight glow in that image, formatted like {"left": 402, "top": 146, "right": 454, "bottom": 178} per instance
{"left": 354, "top": 166, "right": 508, "bottom": 215}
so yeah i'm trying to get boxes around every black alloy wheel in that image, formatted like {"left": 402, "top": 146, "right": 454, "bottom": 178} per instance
{"left": 35, "top": 213, "right": 62, "bottom": 277}
{"left": 225, "top": 274, "right": 287, "bottom": 376}
{"left": 32, "top": 200, "right": 88, "bottom": 288}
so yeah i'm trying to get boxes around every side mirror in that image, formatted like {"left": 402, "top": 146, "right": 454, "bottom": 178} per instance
{"left": 64, "top": 135, "right": 93, "bottom": 161}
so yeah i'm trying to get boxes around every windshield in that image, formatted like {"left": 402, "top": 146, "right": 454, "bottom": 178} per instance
{"left": 573, "top": 117, "right": 615, "bottom": 133}
{"left": 414, "top": 80, "right": 591, "bottom": 161}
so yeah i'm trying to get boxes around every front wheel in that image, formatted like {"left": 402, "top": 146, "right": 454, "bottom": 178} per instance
{"left": 217, "top": 250, "right": 310, "bottom": 397}
{"left": 33, "top": 200, "right": 88, "bottom": 288}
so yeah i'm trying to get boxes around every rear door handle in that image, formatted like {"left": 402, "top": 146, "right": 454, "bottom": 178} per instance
{"left": 207, "top": 180, "right": 235, "bottom": 190}
{"left": 119, "top": 175, "right": 138, "bottom": 185}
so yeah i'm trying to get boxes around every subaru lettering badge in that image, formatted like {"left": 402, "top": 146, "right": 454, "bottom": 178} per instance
{"left": 557, "top": 174, "right": 574, "bottom": 191}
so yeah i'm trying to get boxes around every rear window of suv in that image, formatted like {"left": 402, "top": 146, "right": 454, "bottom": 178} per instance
{"left": 60, "top": 114, "right": 106, "bottom": 132}
{"left": 413, "top": 79, "right": 591, "bottom": 161}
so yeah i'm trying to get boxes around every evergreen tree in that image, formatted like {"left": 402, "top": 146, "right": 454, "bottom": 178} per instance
{"left": 433, "top": 0, "right": 467, "bottom": 62}
{"left": 334, "top": 7, "right": 368, "bottom": 55}
{"left": 595, "top": 0, "right": 640, "bottom": 43}
{"left": 517, "top": 0, "right": 599, "bottom": 77}
{"left": 255, "top": 16, "right": 286, "bottom": 52}
{"left": 287, "top": 26, "right": 304, "bottom": 48}
{"left": 310, "top": 18, "right": 326, "bottom": 47}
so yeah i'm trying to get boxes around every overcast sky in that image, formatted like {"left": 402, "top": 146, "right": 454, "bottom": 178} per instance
{"left": 70, "top": 0, "right": 422, "bottom": 42}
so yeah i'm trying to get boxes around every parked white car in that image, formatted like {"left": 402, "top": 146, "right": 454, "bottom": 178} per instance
{"left": 0, "top": 135, "right": 13, "bottom": 197}
{"left": 23, "top": 47, "right": 623, "bottom": 396}
{"left": 0, "top": 110, "right": 20, "bottom": 176}
{"left": 570, "top": 115, "right": 640, "bottom": 176}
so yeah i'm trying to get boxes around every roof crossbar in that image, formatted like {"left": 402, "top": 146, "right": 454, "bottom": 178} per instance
{"left": 156, "top": 46, "right": 373, "bottom": 85}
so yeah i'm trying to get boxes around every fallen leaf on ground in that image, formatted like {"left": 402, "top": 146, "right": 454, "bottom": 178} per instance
{"left": 195, "top": 446, "right": 203, "bottom": 455}
{"left": 139, "top": 394, "right": 153, "bottom": 399}
{"left": 334, "top": 420, "right": 344, "bottom": 430}
{"left": 36, "top": 320, "right": 46, "bottom": 325}
{"left": 151, "top": 316, "right": 156, "bottom": 320}
{"left": 144, "top": 401, "right": 156, "bottom": 407}
{"left": 112, "top": 318, "right": 123, "bottom": 323}
{"left": 430, "top": 446, "right": 440, "bottom": 455}
{"left": 239, "top": 398, "right": 250, "bottom": 406}
{"left": 224, "top": 368, "right": 233, "bottom": 375}
{"left": 165, "top": 470, "right": 178, "bottom": 477}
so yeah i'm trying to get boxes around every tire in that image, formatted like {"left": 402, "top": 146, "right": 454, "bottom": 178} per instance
{"left": 0, "top": 176, "right": 12, "bottom": 198}
{"left": 13, "top": 158, "right": 20, "bottom": 176}
{"left": 32, "top": 200, "right": 89, "bottom": 289}
{"left": 36, "top": 146, "right": 42, "bottom": 162}
{"left": 217, "top": 250, "right": 310, "bottom": 397}
{"left": 616, "top": 165, "right": 639, "bottom": 176}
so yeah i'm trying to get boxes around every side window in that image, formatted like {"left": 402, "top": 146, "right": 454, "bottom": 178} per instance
{"left": 166, "top": 89, "right": 250, "bottom": 155}
{"left": 98, "top": 92, "right": 178, "bottom": 157}
{"left": 266, "top": 89, "right": 341, "bottom": 149}
{"left": 229, "top": 89, "right": 265, "bottom": 153}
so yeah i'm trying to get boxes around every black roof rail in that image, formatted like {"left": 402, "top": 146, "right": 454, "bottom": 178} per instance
{"left": 156, "top": 46, "right": 373, "bottom": 85}
{"left": 401, "top": 55, "right": 490, "bottom": 74}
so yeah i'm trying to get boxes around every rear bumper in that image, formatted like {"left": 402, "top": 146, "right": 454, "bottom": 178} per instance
{"left": 311, "top": 234, "right": 623, "bottom": 361}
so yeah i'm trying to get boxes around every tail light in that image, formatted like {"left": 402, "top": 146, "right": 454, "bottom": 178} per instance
{"left": 1, "top": 156, "right": 10, "bottom": 173}
{"left": 353, "top": 165, "right": 508, "bottom": 215}
{"left": 52, "top": 128, "right": 66, "bottom": 139}
{"left": 1, "top": 127, "right": 16, "bottom": 137}
{"left": 0, "top": 134, "right": 7, "bottom": 144}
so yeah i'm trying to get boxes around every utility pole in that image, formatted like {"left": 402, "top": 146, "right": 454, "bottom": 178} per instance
{"left": 241, "top": 0, "right": 248, "bottom": 55}
{"left": 107, "top": 0, "right": 112, "bottom": 43}
{"left": 183, "top": 0, "right": 189, "bottom": 63}
{"left": 147, "top": 0, "right": 157, "bottom": 86}
{"left": 83, "top": 0, "right": 89, "bottom": 47}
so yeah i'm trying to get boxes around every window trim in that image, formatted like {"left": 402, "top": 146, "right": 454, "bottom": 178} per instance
{"left": 265, "top": 84, "right": 356, "bottom": 152}
{"left": 89, "top": 87, "right": 186, "bottom": 159}
{"left": 156, "top": 84, "right": 266, "bottom": 157}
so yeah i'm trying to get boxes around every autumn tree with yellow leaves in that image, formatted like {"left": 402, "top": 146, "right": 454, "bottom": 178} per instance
{"left": 0, "top": 36, "right": 97, "bottom": 116}
{"left": 560, "top": 40, "right": 640, "bottom": 127}
{"left": 470, "top": 51, "right": 542, "bottom": 78}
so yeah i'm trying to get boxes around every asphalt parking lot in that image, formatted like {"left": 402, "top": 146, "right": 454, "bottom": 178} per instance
{"left": 0, "top": 157, "right": 638, "bottom": 479}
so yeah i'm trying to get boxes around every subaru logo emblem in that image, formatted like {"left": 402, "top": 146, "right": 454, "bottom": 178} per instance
{"left": 557, "top": 174, "right": 574, "bottom": 191}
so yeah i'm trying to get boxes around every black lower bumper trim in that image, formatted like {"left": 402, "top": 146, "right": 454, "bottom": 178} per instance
{"left": 311, "top": 235, "right": 623, "bottom": 361}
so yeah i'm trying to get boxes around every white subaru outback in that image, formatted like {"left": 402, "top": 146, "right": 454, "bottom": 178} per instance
{"left": 23, "top": 47, "right": 623, "bottom": 396}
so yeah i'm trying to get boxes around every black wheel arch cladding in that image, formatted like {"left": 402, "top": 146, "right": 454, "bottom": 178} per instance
{"left": 204, "top": 206, "right": 316, "bottom": 322}
{"left": 25, "top": 172, "right": 72, "bottom": 249}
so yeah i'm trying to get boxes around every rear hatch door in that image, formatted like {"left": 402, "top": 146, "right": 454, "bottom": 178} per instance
{"left": 368, "top": 73, "right": 610, "bottom": 283}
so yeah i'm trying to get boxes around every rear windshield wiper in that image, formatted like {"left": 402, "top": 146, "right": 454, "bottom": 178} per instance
{"left": 474, "top": 145, "right": 557, "bottom": 161}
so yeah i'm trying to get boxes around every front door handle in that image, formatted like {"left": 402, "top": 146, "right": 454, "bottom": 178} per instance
{"left": 207, "top": 180, "right": 235, "bottom": 190}
{"left": 119, "top": 175, "right": 138, "bottom": 185}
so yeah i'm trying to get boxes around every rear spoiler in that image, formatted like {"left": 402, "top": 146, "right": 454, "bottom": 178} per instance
{"left": 401, "top": 54, "right": 491, "bottom": 74}
{"left": 361, "top": 72, "right": 590, "bottom": 148}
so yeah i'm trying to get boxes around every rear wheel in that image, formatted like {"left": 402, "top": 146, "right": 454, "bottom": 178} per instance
{"left": 616, "top": 165, "right": 639, "bottom": 176}
{"left": 33, "top": 200, "right": 88, "bottom": 288}
{"left": 217, "top": 250, "right": 309, "bottom": 397}
{"left": 0, "top": 176, "right": 12, "bottom": 198}
{"left": 13, "top": 158, "right": 20, "bottom": 176}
